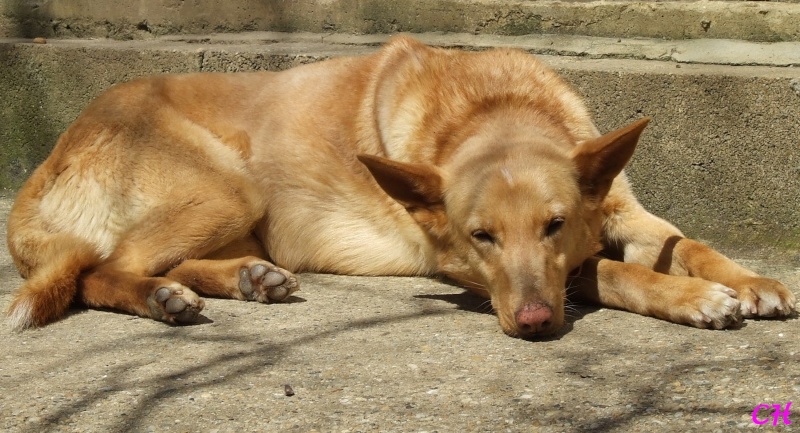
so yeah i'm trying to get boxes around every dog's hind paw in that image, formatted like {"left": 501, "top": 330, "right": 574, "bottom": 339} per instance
{"left": 148, "top": 283, "right": 205, "bottom": 323}
{"left": 680, "top": 283, "right": 742, "bottom": 330}
{"left": 729, "top": 276, "right": 797, "bottom": 319}
{"left": 238, "top": 261, "right": 298, "bottom": 303}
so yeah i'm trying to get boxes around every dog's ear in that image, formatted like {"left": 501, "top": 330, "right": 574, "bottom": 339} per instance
{"left": 357, "top": 154, "right": 444, "bottom": 209}
{"left": 570, "top": 117, "right": 650, "bottom": 200}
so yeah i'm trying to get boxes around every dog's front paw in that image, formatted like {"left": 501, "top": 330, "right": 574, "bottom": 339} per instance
{"left": 676, "top": 283, "right": 742, "bottom": 329}
{"left": 728, "top": 276, "right": 796, "bottom": 318}
{"left": 238, "top": 261, "right": 298, "bottom": 303}
{"left": 148, "top": 283, "right": 205, "bottom": 323}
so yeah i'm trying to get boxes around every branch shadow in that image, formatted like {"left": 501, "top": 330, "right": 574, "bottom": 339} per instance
{"left": 5, "top": 308, "right": 453, "bottom": 433}
{"left": 510, "top": 346, "right": 796, "bottom": 431}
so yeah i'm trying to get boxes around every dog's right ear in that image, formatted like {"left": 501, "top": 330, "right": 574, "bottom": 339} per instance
{"left": 570, "top": 117, "right": 650, "bottom": 201}
{"left": 357, "top": 154, "right": 444, "bottom": 209}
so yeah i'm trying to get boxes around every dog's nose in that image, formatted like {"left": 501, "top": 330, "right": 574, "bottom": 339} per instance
{"left": 515, "top": 302, "right": 553, "bottom": 337}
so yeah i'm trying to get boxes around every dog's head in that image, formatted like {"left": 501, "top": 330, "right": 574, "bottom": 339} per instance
{"left": 359, "top": 118, "right": 649, "bottom": 338}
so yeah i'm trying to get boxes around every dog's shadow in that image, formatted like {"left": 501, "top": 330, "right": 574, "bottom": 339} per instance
{"left": 414, "top": 291, "right": 495, "bottom": 315}
{"left": 414, "top": 281, "right": 601, "bottom": 341}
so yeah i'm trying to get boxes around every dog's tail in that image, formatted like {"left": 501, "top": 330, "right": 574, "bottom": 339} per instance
{"left": 7, "top": 235, "right": 100, "bottom": 330}
{"left": 6, "top": 170, "right": 102, "bottom": 330}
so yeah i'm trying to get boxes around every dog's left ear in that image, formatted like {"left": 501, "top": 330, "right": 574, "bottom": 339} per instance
{"left": 357, "top": 154, "right": 444, "bottom": 209}
{"left": 570, "top": 117, "right": 650, "bottom": 200}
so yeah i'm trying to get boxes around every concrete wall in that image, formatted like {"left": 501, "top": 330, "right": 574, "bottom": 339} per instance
{"left": 1, "top": 34, "right": 798, "bottom": 250}
{"left": 2, "top": 0, "right": 800, "bottom": 42}
{"left": 1, "top": 1, "right": 799, "bottom": 250}
{"left": 556, "top": 59, "right": 800, "bottom": 249}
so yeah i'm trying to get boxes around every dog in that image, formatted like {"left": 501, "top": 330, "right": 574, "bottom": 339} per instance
{"left": 6, "top": 35, "right": 795, "bottom": 338}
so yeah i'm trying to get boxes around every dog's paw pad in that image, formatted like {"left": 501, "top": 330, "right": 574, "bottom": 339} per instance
{"left": 149, "top": 284, "right": 205, "bottom": 323}
{"left": 685, "top": 283, "right": 742, "bottom": 330}
{"left": 732, "top": 277, "right": 796, "bottom": 319}
{"left": 238, "top": 262, "right": 298, "bottom": 303}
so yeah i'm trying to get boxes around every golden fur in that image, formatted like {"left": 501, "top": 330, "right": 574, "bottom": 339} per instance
{"left": 6, "top": 36, "right": 795, "bottom": 337}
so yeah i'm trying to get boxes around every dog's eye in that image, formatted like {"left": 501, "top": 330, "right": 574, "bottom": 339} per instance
{"left": 546, "top": 217, "right": 565, "bottom": 237}
{"left": 471, "top": 229, "right": 495, "bottom": 244}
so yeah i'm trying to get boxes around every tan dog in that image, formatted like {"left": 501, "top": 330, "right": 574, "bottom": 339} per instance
{"left": 6, "top": 36, "right": 796, "bottom": 338}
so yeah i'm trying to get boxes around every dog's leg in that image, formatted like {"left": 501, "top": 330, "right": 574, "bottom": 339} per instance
{"left": 655, "top": 236, "right": 796, "bottom": 317}
{"left": 571, "top": 257, "right": 742, "bottom": 329}
{"left": 78, "top": 189, "right": 262, "bottom": 323}
{"left": 601, "top": 178, "right": 796, "bottom": 319}
{"left": 165, "top": 235, "right": 299, "bottom": 303}
{"left": 80, "top": 267, "right": 206, "bottom": 324}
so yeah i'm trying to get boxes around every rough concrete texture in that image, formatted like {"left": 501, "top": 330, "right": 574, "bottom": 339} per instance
{"left": 1, "top": 32, "right": 799, "bottom": 249}
{"left": 1, "top": 200, "right": 800, "bottom": 432}
{"left": 2, "top": 0, "right": 800, "bottom": 42}
{"left": 556, "top": 59, "right": 800, "bottom": 249}
{"left": 165, "top": 31, "right": 800, "bottom": 66}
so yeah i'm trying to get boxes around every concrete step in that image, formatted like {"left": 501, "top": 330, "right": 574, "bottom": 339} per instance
{"left": 2, "top": 0, "right": 800, "bottom": 42}
{"left": 1, "top": 32, "right": 799, "bottom": 250}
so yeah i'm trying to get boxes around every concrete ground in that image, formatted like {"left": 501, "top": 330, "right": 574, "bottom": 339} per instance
{"left": 1, "top": 196, "right": 799, "bottom": 432}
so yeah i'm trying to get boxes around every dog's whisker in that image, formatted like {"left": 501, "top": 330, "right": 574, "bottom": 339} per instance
{"left": 458, "top": 278, "right": 486, "bottom": 290}
{"left": 477, "top": 299, "right": 494, "bottom": 313}
{"left": 563, "top": 302, "right": 581, "bottom": 319}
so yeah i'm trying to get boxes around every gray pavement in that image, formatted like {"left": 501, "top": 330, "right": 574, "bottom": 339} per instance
{"left": 1, "top": 196, "right": 799, "bottom": 432}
